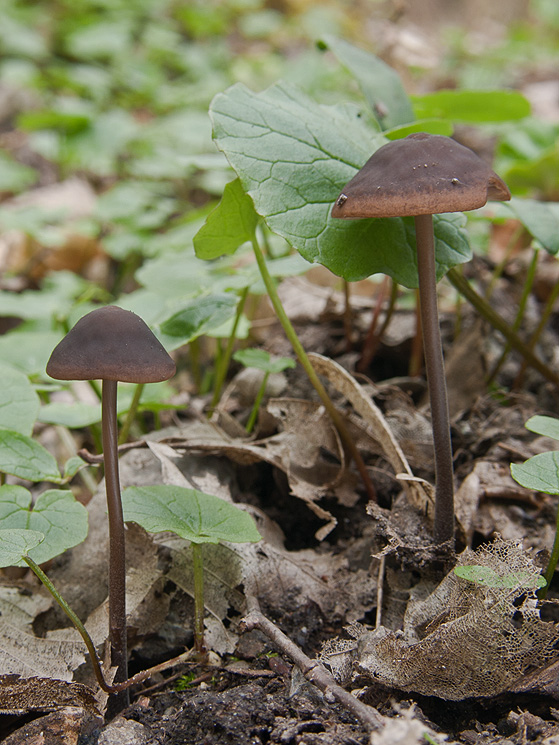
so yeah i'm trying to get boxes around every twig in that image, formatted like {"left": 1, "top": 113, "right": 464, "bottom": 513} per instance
{"left": 375, "top": 555, "right": 386, "bottom": 629}
{"left": 240, "top": 599, "right": 383, "bottom": 732}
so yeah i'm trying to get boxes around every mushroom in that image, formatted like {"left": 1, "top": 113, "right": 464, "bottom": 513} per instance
{"left": 332, "top": 133, "right": 510, "bottom": 545}
{"left": 46, "top": 306, "right": 176, "bottom": 702}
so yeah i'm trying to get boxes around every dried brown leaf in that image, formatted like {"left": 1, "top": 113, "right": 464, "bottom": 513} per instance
{"left": 0, "top": 674, "right": 98, "bottom": 714}
{"left": 308, "top": 353, "right": 434, "bottom": 515}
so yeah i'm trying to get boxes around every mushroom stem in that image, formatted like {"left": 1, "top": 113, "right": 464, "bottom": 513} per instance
{"left": 414, "top": 214, "right": 455, "bottom": 545}
{"left": 102, "top": 379, "right": 130, "bottom": 705}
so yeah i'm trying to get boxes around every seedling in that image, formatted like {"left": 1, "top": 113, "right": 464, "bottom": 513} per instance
{"left": 510, "top": 415, "right": 559, "bottom": 598}
{"left": 233, "top": 348, "right": 295, "bottom": 432}
{"left": 0, "top": 528, "right": 197, "bottom": 696}
{"left": 121, "top": 484, "right": 261, "bottom": 655}
{"left": 46, "top": 306, "right": 176, "bottom": 703}
{"left": 332, "top": 133, "right": 511, "bottom": 545}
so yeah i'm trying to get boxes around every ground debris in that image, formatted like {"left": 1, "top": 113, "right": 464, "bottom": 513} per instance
{"left": 321, "top": 537, "right": 559, "bottom": 700}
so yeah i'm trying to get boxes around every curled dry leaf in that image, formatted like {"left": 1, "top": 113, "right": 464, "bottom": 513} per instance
{"left": 308, "top": 353, "right": 434, "bottom": 517}
{"left": 321, "top": 537, "right": 558, "bottom": 700}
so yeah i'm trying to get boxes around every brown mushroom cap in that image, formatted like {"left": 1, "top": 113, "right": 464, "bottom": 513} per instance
{"left": 46, "top": 306, "right": 176, "bottom": 383}
{"left": 331, "top": 132, "right": 511, "bottom": 219}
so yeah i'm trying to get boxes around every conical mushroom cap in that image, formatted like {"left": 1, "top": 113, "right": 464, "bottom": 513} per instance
{"left": 46, "top": 306, "right": 176, "bottom": 383}
{"left": 331, "top": 133, "right": 510, "bottom": 219}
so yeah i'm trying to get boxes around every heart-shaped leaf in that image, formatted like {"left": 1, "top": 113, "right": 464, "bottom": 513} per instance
{"left": 0, "top": 430, "right": 61, "bottom": 482}
{"left": 0, "top": 529, "right": 45, "bottom": 568}
{"left": 0, "top": 364, "right": 40, "bottom": 436}
{"left": 210, "top": 81, "right": 471, "bottom": 287}
{"left": 122, "top": 484, "right": 261, "bottom": 545}
{"left": 511, "top": 451, "right": 559, "bottom": 496}
{"left": 0, "top": 485, "right": 88, "bottom": 564}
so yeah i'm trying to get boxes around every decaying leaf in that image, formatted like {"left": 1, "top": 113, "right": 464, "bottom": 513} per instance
{"left": 0, "top": 622, "right": 86, "bottom": 682}
{"left": 0, "top": 674, "right": 98, "bottom": 714}
{"left": 321, "top": 537, "right": 559, "bottom": 700}
{"left": 161, "top": 402, "right": 350, "bottom": 538}
{"left": 308, "top": 353, "right": 434, "bottom": 517}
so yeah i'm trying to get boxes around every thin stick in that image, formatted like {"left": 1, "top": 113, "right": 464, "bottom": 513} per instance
{"left": 240, "top": 603, "right": 383, "bottom": 732}
{"left": 375, "top": 555, "right": 386, "bottom": 629}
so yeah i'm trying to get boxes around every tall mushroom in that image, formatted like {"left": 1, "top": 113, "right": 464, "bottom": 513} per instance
{"left": 332, "top": 133, "right": 510, "bottom": 545}
{"left": 46, "top": 306, "right": 176, "bottom": 704}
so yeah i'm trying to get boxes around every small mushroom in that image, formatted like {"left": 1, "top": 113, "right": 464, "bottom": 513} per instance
{"left": 332, "top": 133, "right": 510, "bottom": 545}
{"left": 46, "top": 306, "right": 175, "bottom": 704}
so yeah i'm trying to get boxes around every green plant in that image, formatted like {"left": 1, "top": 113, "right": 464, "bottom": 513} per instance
{"left": 201, "top": 36, "right": 559, "bottom": 546}
{"left": 46, "top": 306, "right": 176, "bottom": 706}
{"left": 232, "top": 348, "right": 295, "bottom": 432}
{"left": 121, "top": 484, "right": 261, "bottom": 655}
{"left": 510, "top": 415, "right": 559, "bottom": 598}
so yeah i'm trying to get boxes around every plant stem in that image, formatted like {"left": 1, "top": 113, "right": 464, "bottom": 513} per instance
{"left": 251, "top": 238, "right": 377, "bottom": 503}
{"left": 118, "top": 383, "right": 144, "bottom": 445}
{"left": 191, "top": 542, "right": 206, "bottom": 656}
{"left": 486, "top": 247, "right": 539, "bottom": 385}
{"left": 415, "top": 214, "right": 454, "bottom": 545}
{"left": 514, "top": 274, "right": 559, "bottom": 390}
{"left": 23, "top": 554, "right": 114, "bottom": 693}
{"left": 102, "top": 379, "right": 129, "bottom": 709}
{"left": 24, "top": 553, "right": 198, "bottom": 693}
{"left": 246, "top": 372, "right": 269, "bottom": 433}
{"left": 210, "top": 286, "right": 249, "bottom": 412}
{"left": 539, "top": 505, "right": 559, "bottom": 600}
{"left": 447, "top": 267, "right": 559, "bottom": 388}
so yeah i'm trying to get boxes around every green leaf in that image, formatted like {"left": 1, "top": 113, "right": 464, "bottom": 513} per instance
{"left": 63, "top": 456, "right": 88, "bottom": 480}
{"left": 454, "top": 564, "right": 546, "bottom": 589}
{"left": 0, "top": 364, "right": 40, "bottom": 436}
{"left": 0, "top": 331, "right": 63, "bottom": 378}
{"left": 0, "top": 430, "right": 61, "bottom": 482}
{"left": 384, "top": 119, "right": 454, "bottom": 140}
{"left": 0, "top": 486, "right": 88, "bottom": 564}
{"left": 320, "top": 36, "right": 414, "bottom": 129}
{"left": 0, "top": 529, "right": 45, "bottom": 568}
{"left": 412, "top": 90, "right": 531, "bottom": 123}
{"left": 233, "top": 348, "right": 295, "bottom": 374}
{"left": 38, "top": 402, "right": 102, "bottom": 428}
{"left": 0, "top": 151, "right": 37, "bottom": 193}
{"left": 524, "top": 415, "right": 559, "bottom": 441}
{"left": 122, "top": 484, "right": 261, "bottom": 544}
{"left": 511, "top": 452, "right": 559, "bottom": 496}
{"left": 158, "top": 294, "right": 238, "bottom": 350}
{"left": 194, "top": 179, "right": 259, "bottom": 259}
{"left": 210, "top": 81, "right": 471, "bottom": 287}
{"left": 505, "top": 198, "right": 559, "bottom": 255}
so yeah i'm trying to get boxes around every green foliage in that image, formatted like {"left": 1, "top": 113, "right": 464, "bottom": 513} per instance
{"left": 122, "top": 484, "right": 261, "bottom": 545}
{"left": 0, "top": 529, "right": 45, "bottom": 568}
{"left": 210, "top": 81, "right": 471, "bottom": 288}
{"left": 233, "top": 348, "right": 295, "bottom": 375}
{"left": 0, "top": 485, "right": 88, "bottom": 565}
{"left": 454, "top": 564, "right": 546, "bottom": 590}
{"left": 510, "top": 416, "right": 559, "bottom": 596}
{"left": 0, "top": 364, "right": 40, "bottom": 436}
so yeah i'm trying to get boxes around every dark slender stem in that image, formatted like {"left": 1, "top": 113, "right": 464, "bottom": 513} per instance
{"left": 414, "top": 214, "right": 454, "bottom": 545}
{"left": 102, "top": 379, "right": 130, "bottom": 709}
